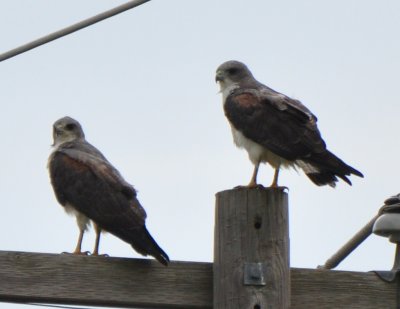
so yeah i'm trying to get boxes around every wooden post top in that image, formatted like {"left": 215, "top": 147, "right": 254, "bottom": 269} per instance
{"left": 214, "top": 187, "right": 290, "bottom": 309}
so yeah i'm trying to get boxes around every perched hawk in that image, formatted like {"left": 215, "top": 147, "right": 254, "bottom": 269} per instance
{"left": 48, "top": 116, "right": 169, "bottom": 265}
{"left": 216, "top": 60, "right": 363, "bottom": 188}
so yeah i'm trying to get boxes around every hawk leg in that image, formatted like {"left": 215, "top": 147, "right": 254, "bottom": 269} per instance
{"left": 270, "top": 168, "right": 280, "bottom": 188}
{"left": 239, "top": 162, "right": 264, "bottom": 189}
{"left": 270, "top": 168, "right": 287, "bottom": 190}
{"left": 62, "top": 228, "right": 90, "bottom": 255}
{"left": 235, "top": 162, "right": 262, "bottom": 189}
{"left": 92, "top": 223, "right": 108, "bottom": 257}
{"left": 74, "top": 228, "right": 84, "bottom": 254}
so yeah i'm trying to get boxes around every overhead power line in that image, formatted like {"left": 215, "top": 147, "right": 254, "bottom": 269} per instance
{"left": 0, "top": 0, "right": 151, "bottom": 62}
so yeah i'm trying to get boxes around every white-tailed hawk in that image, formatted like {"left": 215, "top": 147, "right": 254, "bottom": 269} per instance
{"left": 48, "top": 116, "right": 169, "bottom": 265}
{"left": 216, "top": 60, "right": 363, "bottom": 188}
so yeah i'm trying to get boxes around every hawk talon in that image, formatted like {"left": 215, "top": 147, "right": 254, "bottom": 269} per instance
{"left": 90, "top": 253, "right": 110, "bottom": 257}
{"left": 234, "top": 184, "right": 265, "bottom": 190}
{"left": 61, "top": 251, "right": 91, "bottom": 256}
{"left": 269, "top": 185, "right": 289, "bottom": 191}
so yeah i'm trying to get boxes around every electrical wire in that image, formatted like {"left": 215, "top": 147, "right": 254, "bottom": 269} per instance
{"left": 0, "top": 0, "right": 151, "bottom": 62}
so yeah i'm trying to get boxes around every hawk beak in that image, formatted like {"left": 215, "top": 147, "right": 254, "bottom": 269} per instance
{"left": 52, "top": 126, "right": 62, "bottom": 146}
{"left": 54, "top": 127, "right": 62, "bottom": 136}
{"left": 215, "top": 71, "right": 224, "bottom": 83}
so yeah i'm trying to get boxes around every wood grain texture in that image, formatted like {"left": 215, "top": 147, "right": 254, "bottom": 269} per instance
{"left": 0, "top": 251, "right": 396, "bottom": 308}
{"left": 0, "top": 251, "right": 212, "bottom": 308}
{"left": 291, "top": 268, "right": 397, "bottom": 309}
{"left": 214, "top": 188, "right": 290, "bottom": 309}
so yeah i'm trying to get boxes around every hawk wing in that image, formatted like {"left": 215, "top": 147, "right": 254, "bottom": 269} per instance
{"left": 50, "top": 145, "right": 146, "bottom": 227}
{"left": 58, "top": 146, "right": 141, "bottom": 208}
{"left": 224, "top": 86, "right": 363, "bottom": 186}
{"left": 224, "top": 87, "right": 326, "bottom": 160}
{"left": 49, "top": 141, "right": 169, "bottom": 264}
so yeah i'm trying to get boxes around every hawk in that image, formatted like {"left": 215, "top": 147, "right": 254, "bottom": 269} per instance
{"left": 216, "top": 60, "right": 363, "bottom": 188}
{"left": 48, "top": 116, "right": 169, "bottom": 265}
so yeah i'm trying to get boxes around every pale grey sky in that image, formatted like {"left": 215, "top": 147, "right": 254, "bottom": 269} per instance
{"left": 1, "top": 0, "right": 400, "bottom": 307}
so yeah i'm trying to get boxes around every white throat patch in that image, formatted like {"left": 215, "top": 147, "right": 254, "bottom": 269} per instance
{"left": 218, "top": 81, "right": 240, "bottom": 102}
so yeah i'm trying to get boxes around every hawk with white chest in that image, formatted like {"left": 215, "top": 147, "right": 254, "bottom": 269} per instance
{"left": 216, "top": 60, "right": 363, "bottom": 188}
{"left": 48, "top": 116, "right": 169, "bottom": 265}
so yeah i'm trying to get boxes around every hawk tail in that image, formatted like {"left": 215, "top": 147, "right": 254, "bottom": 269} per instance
{"left": 300, "top": 150, "right": 363, "bottom": 187}
{"left": 305, "top": 171, "right": 347, "bottom": 187}
{"left": 131, "top": 226, "right": 170, "bottom": 266}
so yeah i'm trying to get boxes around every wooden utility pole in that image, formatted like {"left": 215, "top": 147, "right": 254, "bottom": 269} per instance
{"left": 214, "top": 188, "right": 290, "bottom": 309}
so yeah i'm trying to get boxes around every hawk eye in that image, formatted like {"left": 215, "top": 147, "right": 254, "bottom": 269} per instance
{"left": 65, "top": 123, "right": 76, "bottom": 131}
{"left": 227, "top": 68, "right": 239, "bottom": 75}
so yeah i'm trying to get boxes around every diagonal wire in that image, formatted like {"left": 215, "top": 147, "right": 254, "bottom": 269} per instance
{"left": 0, "top": 0, "right": 151, "bottom": 63}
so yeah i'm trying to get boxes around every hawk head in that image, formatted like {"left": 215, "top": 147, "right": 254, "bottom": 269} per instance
{"left": 215, "top": 60, "right": 255, "bottom": 90}
{"left": 52, "top": 116, "right": 85, "bottom": 146}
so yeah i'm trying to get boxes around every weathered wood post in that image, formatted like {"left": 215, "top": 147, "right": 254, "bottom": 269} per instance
{"left": 214, "top": 188, "right": 290, "bottom": 308}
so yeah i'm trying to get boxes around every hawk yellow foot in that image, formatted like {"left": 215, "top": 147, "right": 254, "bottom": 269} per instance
{"left": 234, "top": 183, "right": 265, "bottom": 189}
{"left": 90, "top": 252, "right": 110, "bottom": 257}
{"left": 269, "top": 184, "right": 289, "bottom": 191}
{"left": 61, "top": 250, "right": 90, "bottom": 256}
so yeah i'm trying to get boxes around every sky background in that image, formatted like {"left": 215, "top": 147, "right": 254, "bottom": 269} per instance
{"left": 1, "top": 0, "right": 400, "bottom": 308}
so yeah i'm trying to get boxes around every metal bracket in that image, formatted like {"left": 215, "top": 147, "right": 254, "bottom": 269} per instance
{"left": 244, "top": 262, "right": 267, "bottom": 286}
{"left": 373, "top": 270, "right": 400, "bottom": 283}
{"left": 373, "top": 243, "right": 400, "bottom": 282}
